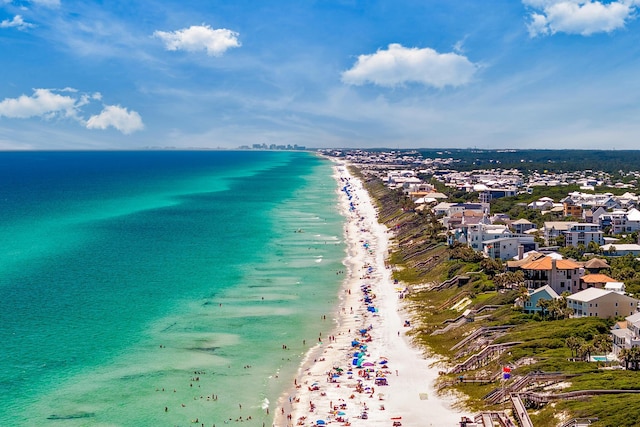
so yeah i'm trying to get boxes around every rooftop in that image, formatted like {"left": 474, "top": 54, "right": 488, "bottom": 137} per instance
{"left": 581, "top": 274, "right": 616, "bottom": 284}
{"left": 521, "top": 256, "right": 580, "bottom": 271}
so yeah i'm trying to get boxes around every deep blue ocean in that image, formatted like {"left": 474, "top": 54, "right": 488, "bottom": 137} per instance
{"left": 0, "top": 151, "right": 345, "bottom": 426}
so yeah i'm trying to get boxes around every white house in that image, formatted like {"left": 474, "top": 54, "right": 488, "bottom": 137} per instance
{"left": 604, "top": 282, "right": 626, "bottom": 294}
{"left": 511, "top": 218, "right": 536, "bottom": 234}
{"left": 608, "top": 208, "right": 640, "bottom": 235}
{"left": 600, "top": 244, "right": 640, "bottom": 257}
{"left": 466, "top": 223, "right": 512, "bottom": 251}
{"left": 528, "top": 198, "right": 554, "bottom": 210}
{"left": 543, "top": 221, "right": 577, "bottom": 246}
{"left": 433, "top": 202, "right": 455, "bottom": 216}
{"left": 563, "top": 223, "right": 604, "bottom": 248}
{"left": 482, "top": 236, "right": 537, "bottom": 261}
{"left": 611, "top": 312, "right": 640, "bottom": 356}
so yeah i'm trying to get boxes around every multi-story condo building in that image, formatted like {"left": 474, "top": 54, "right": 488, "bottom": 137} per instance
{"left": 563, "top": 223, "right": 604, "bottom": 248}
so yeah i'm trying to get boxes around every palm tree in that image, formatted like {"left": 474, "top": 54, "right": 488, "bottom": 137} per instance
{"left": 511, "top": 270, "right": 525, "bottom": 288}
{"left": 594, "top": 334, "right": 613, "bottom": 355}
{"left": 553, "top": 292, "right": 574, "bottom": 320}
{"left": 619, "top": 348, "right": 630, "bottom": 369}
{"left": 537, "top": 298, "right": 550, "bottom": 318}
{"left": 618, "top": 347, "right": 640, "bottom": 371}
{"left": 546, "top": 294, "right": 572, "bottom": 320}
{"left": 565, "top": 336, "right": 584, "bottom": 359}
{"left": 579, "top": 342, "right": 596, "bottom": 362}
{"left": 628, "top": 347, "right": 640, "bottom": 370}
{"left": 517, "top": 286, "right": 530, "bottom": 309}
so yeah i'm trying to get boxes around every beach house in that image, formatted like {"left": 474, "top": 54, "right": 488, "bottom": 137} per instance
{"left": 580, "top": 273, "right": 617, "bottom": 291}
{"left": 611, "top": 312, "right": 640, "bottom": 356}
{"left": 600, "top": 243, "right": 640, "bottom": 257}
{"left": 482, "top": 236, "right": 537, "bottom": 261}
{"left": 543, "top": 221, "right": 576, "bottom": 246}
{"left": 567, "top": 288, "right": 639, "bottom": 319}
{"left": 511, "top": 218, "right": 536, "bottom": 234}
{"left": 520, "top": 285, "right": 560, "bottom": 315}
{"left": 521, "top": 256, "right": 582, "bottom": 294}
{"left": 563, "top": 223, "right": 604, "bottom": 248}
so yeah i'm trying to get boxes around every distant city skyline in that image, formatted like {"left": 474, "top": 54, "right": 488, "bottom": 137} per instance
{"left": 1, "top": 1, "right": 640, "bottom": 150}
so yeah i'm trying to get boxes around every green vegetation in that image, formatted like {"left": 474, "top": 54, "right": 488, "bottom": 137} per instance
{"left": 358, "top": 169, "right": 640, "bottom": 426}
{"left": 415, "top": 148, "right": 640, "bottom": 175}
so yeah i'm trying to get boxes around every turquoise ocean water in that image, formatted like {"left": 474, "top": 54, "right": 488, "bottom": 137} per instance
{"left": 0, "top": 151, "right": 345, "bottom": 426}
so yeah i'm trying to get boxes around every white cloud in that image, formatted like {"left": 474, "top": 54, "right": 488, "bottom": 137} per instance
{"left": 0, "top": 88, "right": 143, "bottom": 134}
{"left": 0, "top": 88, "right": 78, "bottom": 119}
{"left": 86, "top": 105, "right": 144, "bottom": 134}
{"left": 153, "top": 24, "right": 241, "bottom": 56}
{"left": 341, "top": 43, "right": 478, "bottom": 88}
{"left": 0, "top": 15, "right": 34, "bottom": 30}
{"left": 523, "top": 0, "right": 639, "bottom": 36}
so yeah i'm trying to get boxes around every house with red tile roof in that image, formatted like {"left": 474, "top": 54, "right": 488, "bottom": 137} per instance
{"left": 521, "top": 256, "right": 582, "bottom": 294}
{"left": 580, "top": 273, "right": 617, "bottom": 291}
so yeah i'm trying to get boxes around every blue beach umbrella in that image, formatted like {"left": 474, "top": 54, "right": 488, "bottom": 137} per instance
{"left": 316, "top": 420, "right": 326, "bottom": 425}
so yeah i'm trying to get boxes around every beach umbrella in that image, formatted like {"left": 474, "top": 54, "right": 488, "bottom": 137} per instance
{"left": 338, "top": 411, "right": 346, "bottom": 415}
{"left": 316, "top": 420, "right": 326, "bottom": 425}
{"left": 362, "top": 362, "right": 374, "bottom": 366}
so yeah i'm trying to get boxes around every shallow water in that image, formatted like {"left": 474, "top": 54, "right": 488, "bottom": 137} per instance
{"left": 0, "top": 151, "right": 345, "bottom": 426}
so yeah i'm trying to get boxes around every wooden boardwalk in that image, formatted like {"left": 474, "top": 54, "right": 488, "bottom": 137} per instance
{"left": 519, "top": 389, "right": 640, "bottom": 405}
{"left": 484, "top": 372, "right": 577, "bottom": 405}
{"left": 474, "top": 411, "right": 517, "bottom": 427}
{"left": 449, "top": 342, "right": 522, "bottom": 374}
{"left": 511, "top": 394, "right": 534, "bottom": 427}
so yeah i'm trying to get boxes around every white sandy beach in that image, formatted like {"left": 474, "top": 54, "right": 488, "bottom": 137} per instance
{"left": 274, "top": 162, "right": 465, "bottom": 427}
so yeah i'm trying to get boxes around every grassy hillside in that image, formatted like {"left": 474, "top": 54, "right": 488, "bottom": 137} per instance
{"left": 357, "top": 167, "right": 640, "bottom": 427}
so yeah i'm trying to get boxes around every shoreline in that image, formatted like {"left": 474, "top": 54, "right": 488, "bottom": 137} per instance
{"left": 274, "top": 161, "right": 464, "bottom": 426}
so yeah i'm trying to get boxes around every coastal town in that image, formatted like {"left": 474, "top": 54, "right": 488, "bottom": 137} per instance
{"left": 308, "top": 149, "right": 640, "bottom": 427}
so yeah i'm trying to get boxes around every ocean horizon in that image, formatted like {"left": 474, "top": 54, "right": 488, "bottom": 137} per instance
{"left": 0, "top": 150, "right": 346, "bottom": 426}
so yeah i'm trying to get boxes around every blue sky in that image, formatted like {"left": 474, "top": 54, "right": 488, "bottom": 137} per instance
{"left": 1, "top": 0, "right": 640, "bottom": 150}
